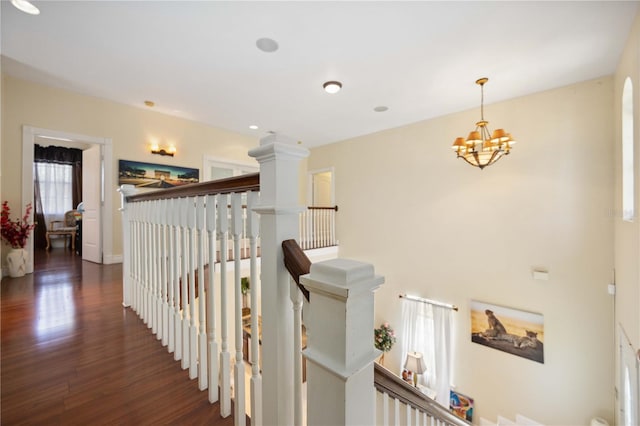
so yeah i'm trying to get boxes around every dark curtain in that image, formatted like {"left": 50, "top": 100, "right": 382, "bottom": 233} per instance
{"left": 72, "top": 161, "right": 82, "bottom": 209}
{"left": 33, "top": 145, "right": 83, "bottom": 249}
{"left": 34, "top": 145, "right": 83, "bottom": 165}
{"left": 33, "top": 165, "right": 48, "bottom": 249}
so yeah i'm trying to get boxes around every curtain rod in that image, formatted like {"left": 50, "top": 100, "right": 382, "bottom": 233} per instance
{"left": 398, "top": 294, "right": 458, "bottom": 311}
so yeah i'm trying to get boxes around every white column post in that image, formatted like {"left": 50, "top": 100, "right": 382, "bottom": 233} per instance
{"left": 118, "top": 184, "right": 137, "bottom": 308}
{"left": 249, "top": 134, "right": 309, "bottom": 426}
{"left": 301, "top": 258, "right": 384, "bottom": 426}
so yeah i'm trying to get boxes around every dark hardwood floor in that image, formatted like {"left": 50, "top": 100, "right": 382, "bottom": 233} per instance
{"left": 1, "top": 249, "right": 238, "bottom": 425}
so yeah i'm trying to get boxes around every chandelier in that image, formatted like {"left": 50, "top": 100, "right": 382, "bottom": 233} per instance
{"left": 452, "top": 78, "right": 516, "bottom": 169}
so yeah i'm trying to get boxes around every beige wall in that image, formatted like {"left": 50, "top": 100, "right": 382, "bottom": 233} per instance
{"left": 309, "top": 77, "right": 615, "bottom": 424}
{"left": 1, "top": 74, "right": 258, "bottom": 264}
{"left": 614, "top": 10, "right": 640, "bottom": 355}
{"left": 613, "top": 11, "right": 640, "bottom": 426}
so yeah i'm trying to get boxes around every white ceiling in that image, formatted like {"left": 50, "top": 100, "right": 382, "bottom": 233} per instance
{"left": 2, "top": 1, "right": 638, "bottom": 147}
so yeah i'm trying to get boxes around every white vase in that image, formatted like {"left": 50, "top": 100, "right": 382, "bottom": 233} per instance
{"left": 7, "top": 248, "right": 28, "bottom": 278}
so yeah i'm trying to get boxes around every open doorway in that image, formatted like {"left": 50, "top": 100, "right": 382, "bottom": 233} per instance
{"left": 307, "top": 167, "right": 334, "bottom": 207}
{"left": 21, "top": 126, "right": 114, "bottom": 273}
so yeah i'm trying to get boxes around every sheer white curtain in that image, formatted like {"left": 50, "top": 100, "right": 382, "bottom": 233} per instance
{"left": 35, "top": 162, "right": 73, "bottom": 224}
{"left": 400, "top": 298, "right": 453, "bottom": 407}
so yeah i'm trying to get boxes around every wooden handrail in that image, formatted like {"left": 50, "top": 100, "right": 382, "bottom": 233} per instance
{"left": 307, "top": 205, "right": 338, "bottom": 211}
{"left": 281, "top": 239, "right": 311, "bottom": 301}
{"left": 125, "top": 173, "right": 260, "bottom": 202}
{"left": 373, "top": 362, "right": 470, "bottom": 426}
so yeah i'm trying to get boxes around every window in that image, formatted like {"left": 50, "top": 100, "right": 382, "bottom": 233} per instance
{"left": 400, "top": 298, "right": 453, "bottom": 407}
{"left": 622, "top": 77, "right": 634, "bottom": 221}
{"left": 34, "top": 162, "right": 73, "bottom": 217}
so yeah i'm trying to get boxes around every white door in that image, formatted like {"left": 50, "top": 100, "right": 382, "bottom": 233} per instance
{"left": 82, "top": 145, "right": 102, "bottom": 263}
{"left": 309, "top": 169, "right": 334, "bottom": 207}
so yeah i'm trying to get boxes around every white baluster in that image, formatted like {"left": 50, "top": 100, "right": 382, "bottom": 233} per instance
{"left": 180, "top": 197, "right": 190, "bottom": 370}
{"left": 247, "top": 191, "right": 262, "bottom": 426}
{"left": 138, "top": 202, "right": 145, "bottom": 317}
{"left": 331, "top": 208, "right": 336, "bottom": 246}
{"left": 230, "top": 192, "right": 246, "bottom": 425}
{"left": 134, "top": 202, "right": 142, "bottom": 313}
{"left": 139, "top": 203, "right": 146, "bottom": 322}
{"left": 167, "top": 199, "right": 176, "bottom": 354}
{"left": 218, "top": 194, "right": 231, "bottom": 417}
{"left": 187, "top": 197, "right": 198, "bottom": 380}
{"left": 196, "top": 196, "right": 208, "bottom": 390}
{"left": 406, "top": 403, "right": 412, "bottom": 426}
{"left": 304, "top": 209, "right": 310, "bottom": 249}
{"left": 158, "top": 200, "right": 169, "bottom": 346}
{"left": 382, "top": 392, "right": 389, "bottom": 426}
{"left": 151, "top": 200, "right": 159, "bottom": 336}
{"left": 298, "top": 210, "right": 303, "bottom": 250}
{"left": 144, "top": 201, "right": 152, "bottom": 327}
{"left": 206, "top": 194, "right": 219, "bottom": 403}
{"left": 394, "top": 397, "right": 400, "bottom": 426}
{"left": 155, "top": 200, "right": 164, "bottom": 341}
{"left": 173, "top": 198, "right": 183, "bottom": 362}
{"left": 137, "top": 202, "right": 144, "bottom": 316}
{"left": 130, "top": 202, "right": 138, "bottom": 313}
{"left": 291, "top": 284, "right": 304, "bottom": 426}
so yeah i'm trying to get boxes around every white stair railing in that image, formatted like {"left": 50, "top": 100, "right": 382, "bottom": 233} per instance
{"left": 299, "top": 206, "right": 338, "bottom": 250}
{"left": 373, "top": 362, "right": 469, "bottom": 426}
{"left": 118, "top": 134, "right": 383, "bottom": 426}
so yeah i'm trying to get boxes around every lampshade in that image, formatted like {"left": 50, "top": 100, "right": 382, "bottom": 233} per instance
{"left": 404, "top": 352, "right": 427, "bottom": 374}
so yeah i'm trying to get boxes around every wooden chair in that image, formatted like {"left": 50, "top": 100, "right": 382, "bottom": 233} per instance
{"left": 45, "top": 210, "right": 78, "bottom": 251}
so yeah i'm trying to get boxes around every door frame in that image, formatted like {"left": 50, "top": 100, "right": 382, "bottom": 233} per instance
{"left": 21, "top": 125, "right": 114, "bottom": 273}
{"left": 201, "top": 155, "right": 258, "bottom": 181}
{"left": 307, "top": 167, "right": 335, "bottom": 206}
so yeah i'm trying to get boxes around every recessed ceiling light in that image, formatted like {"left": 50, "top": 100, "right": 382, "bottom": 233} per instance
{"left": 256, "top": 38, "right": 279, "bottom": 53}
{"left": 374, "top": 106, "right": 389, "bottom": 112}
{"left": 11, "top": 0, "right": 40, "bottom": 15}
{"left": 323, "top": 81, "right": 342, "bottom": 94}
{"left": 144, "top": 100, "right": 155, "bottom": 107}
{"left": 249, "top": 125, "right": 259, "bottom": 130}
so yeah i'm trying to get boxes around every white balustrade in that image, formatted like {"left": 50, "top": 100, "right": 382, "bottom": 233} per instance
{"left": 299, "top": 207, "right": 337, "bottom": 250}
{"left": 119, "top": 135, "right": 396, "bottom": 426}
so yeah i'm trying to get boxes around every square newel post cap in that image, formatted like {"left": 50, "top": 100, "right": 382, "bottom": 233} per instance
{"left": 248, "top": 133, "right": 310, "bottom": 161}
{"left": 301, "top": 258, "right": 384, "bottom": 378}
{"left": 301, "top": 258, "right": 384, "bottom": 300}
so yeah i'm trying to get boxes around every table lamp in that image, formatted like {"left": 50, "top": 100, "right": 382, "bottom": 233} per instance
{"left": 404, "top": 351, "right": 427, "bottom": 387}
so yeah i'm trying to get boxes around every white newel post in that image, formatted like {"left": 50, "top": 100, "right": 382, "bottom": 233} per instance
{"left": 249, "top": 134, "right": 309, "bottom": 426}
{"left": 118, "top": 184, "right": 137, "bottom": 308}
{"left": 301, "top": 258, "right": 384, "bottom": 426}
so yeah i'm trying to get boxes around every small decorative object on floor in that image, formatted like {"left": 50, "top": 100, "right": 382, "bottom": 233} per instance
{"left": 1, "top": 201, "right": 35, "bottom": 277}
{"left": 374, "top": 322, "right": 396, "bottom": 365}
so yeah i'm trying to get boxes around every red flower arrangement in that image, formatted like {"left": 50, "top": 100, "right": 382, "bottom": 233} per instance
{"left": 1, "top": 201, "right": 35, "bottom": 249}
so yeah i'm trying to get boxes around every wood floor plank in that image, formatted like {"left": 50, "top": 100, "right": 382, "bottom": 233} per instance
{"left": 1, "top": 249, "right": 242, "bottom": 425}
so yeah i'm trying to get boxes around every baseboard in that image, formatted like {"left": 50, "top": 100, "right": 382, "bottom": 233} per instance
{"left": 103, "top": 254, "right": 123, "bottom": 264}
